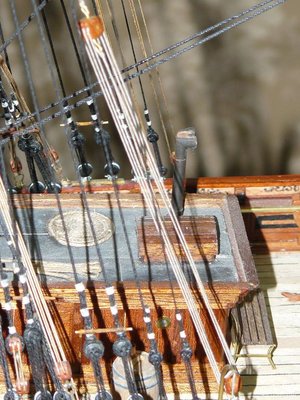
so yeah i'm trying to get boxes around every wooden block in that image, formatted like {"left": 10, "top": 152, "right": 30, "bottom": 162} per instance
{"left": 137, "top": 216, "right": 218, "bottom": 263}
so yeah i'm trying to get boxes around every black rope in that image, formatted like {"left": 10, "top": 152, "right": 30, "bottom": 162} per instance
{"left": 41, "top": 334, "right": 65, "bottom": 395}
{"left": 9, "top": 0, "right": 85, "bottom": 284}
{"left": 0, "top": 147, "right": 62, "bottom": 397}
{"left": 0, "top": 21, "right": 11, "bottom": 71}
{"left": 14, "top": 0, "right": 97, "bottom": 350}
{"left": 65, "top": 2, "right": 142, "bottom": 394}
{"left": 24, "top": 321, "right": 51, "bottom": 399}
{"left": 0, "top": 0, "right": 51, "bottom": 55}
{"left": 42, "top": 10, "right": 142, "bottom": 397}
{"left": 0, "top": 315, "right": 16, "bottom": 397}
{"left": 0, "top": 154, "right": 50, "bottom": 398}
{"left": 0, "top": 1, "right": 287, "bottom": 398}
{"left": 60, "top": 0, "right": 89, "bottom": 89}
{"left": 0, "top": 81, "right": 99, "bottom": 140}
{"left": 123, "top": 0, "right": 286, "bottom": 74}
{"left": 26, "top": 0, "right": 106, "bottom": 340}
{"left": 27, "top": 3, "right": 114, "bottom": 396}
{"left": 157, "top": 228, "right": 199, "bottom": 399}
{"left": 39, "top": 0, "right": 66, "bottom": 98}
{"left": 0, "top": 263, "right": 14, "bottom": 329}
{"left": 18, "top": 133, "right": 54, "bottom": 193}
{"left": 176, "top": 311, "right": 199, "bottom": 400}
{"left": 38, "top": 0, "right": 93, "bottom": 179}
{"left": 0, "top": 79, "right": 52, "bottom": 192}
{"left": 118, "top": 0, "right": 166, "bottom": 177}
{"left": 143, "top": 308, "right": 167, "bottom": 399}
{"left": 0, "top": 260, "right": 24, "bottom": 398}
{"left": 68, "top": 0, "right": 119, "bottom": 178}
{"left": 0, "top": 263, "right": 51, "bottom": 399}
{"left": 0, "top": 0, "right": 287, "bottom": 149}
{"left": 0, "top": 148, "right": 34, "bottom": 322}
{"left": 83, "top": 337, "right": 111, "bottom": 400}
{"left": 0, "top": 77, "right": 21, "bottom": 129}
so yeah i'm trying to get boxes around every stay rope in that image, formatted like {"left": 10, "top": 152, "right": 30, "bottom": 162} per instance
{"left": 80, "top": 14, "right": 229, "bottom": 382}
{"left": 0, "top": 0, "right": 288, "bottom": 146}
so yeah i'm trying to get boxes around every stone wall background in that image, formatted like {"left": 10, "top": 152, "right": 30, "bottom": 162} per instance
{"left": 1, "top": 0, "right": 300, "bottom": 180}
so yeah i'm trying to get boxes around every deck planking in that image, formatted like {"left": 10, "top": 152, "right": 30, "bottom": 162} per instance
{"left": 235, "top": 252, "right": 300, "bottom": 400}
{"left": 164, "top": 251, "right": 300, "bottom": 400}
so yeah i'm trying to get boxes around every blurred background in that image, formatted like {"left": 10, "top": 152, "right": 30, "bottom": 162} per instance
{"left": 1, "top": 0, "right": 300, "bottom": 181}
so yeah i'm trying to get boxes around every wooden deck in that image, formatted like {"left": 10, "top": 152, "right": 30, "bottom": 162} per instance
{"left": 170, "top": 252, "right": 300, "bottom": 400}
{"left": 164, "top": 252, "right": 300, "bottom": 400}
{"left": 234, "top": 253, "right": 300, "bottom": 400}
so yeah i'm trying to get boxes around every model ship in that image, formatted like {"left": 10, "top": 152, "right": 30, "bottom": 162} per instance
{"left": 0, "top": 1, "right": 297, "bottom": 399}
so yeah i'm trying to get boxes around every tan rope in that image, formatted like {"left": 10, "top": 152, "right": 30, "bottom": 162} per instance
{"left": 81, "top": 22, "right": 233, "bottom": 382}
{"left": 128, "top": 0, "right": 173, "bottom": 155}
{"left": 0, "top": 176, "right": 80, "bottom": 399}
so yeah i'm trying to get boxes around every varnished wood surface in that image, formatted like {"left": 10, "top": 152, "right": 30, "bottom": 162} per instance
{"left": 51, "top": 174, "right": 300, "bottom": 194}
{"left": 11, "top": 174, "right": 300, "bottom": 256}
{"left": 9, "top": 192, "right": 258, "bottom": 286}
{"left": 0, "top": 282, "right": 235, "bottom": 395}
{"left": 2, "top": 174, "right": 299, "bottom": 397}
{"left": 137, "top": 216, "right": 218, "bottom": 263}
{"left": 1, "top": 255, "right": 298, "bottom": 399}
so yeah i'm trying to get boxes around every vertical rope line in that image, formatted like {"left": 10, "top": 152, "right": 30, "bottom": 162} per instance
{"left": 0, "top": 315, "right": 14, "bottom": 392}
{"left": 71, "top": 4, "right": 165, "bottom": 395}
{"left": 99, "top": 41, "right": 220, "bottom": 371}
{"left": 119, "top": 0, "right": 147, "bottom": 109}
{"left": 10, "top": 3, "right": 113, "bottom": 395}
{"left": 0, "top": 21, "right": 11, "bottom": 71}
{"left": 61, "top": 0, "right": 89, "bottom": 88}
{"left": 38, "top": 0, "right": 67, "bottom": 97}
{"left": 101, "top": 30, "right": 234, "bottom": 364}
{"left": 128, "top": 0, "right": 173, "bottom": 153}
{"left": 0, "top": 177, "right": 61, "bottom": 363}
{"left": 9, "top": 0, "right": 81, "bottom": 281}
{"left": 105, "top": 30, "right": 235, "bottom": 364}
{"left": 0, "top": 0, "right": 51, "bottom": 55}
{"left": 83, "top": 31, "right": 221, "bottom": 380}
{"left": 69, "top": 0, "right": 119, "bottom": 179}
{"left": 83, "top": 32, "right": 169, "bottom": 395}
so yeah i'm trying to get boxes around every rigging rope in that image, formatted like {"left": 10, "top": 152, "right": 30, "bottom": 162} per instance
{"left": 0, "top": 0, "right": 287, "bottom": 146}
{"left": 81, "top": 17, "right": 223, "bottom": 382}
{"left": 0, "top": 1, "right": 287, "bottom": 397}
{"left": 127, "top": 0, "right": 174, "bottom": 155}
{"left": 123, "top": 0, "right": 287, "bottom": 75}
